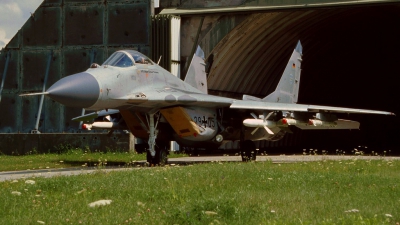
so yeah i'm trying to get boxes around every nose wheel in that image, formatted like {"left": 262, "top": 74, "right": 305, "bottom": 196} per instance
{"left": 146, "top": 112, "right": 168, "bottom": 166}
{"left": 146, "top": 143, "right": 168, "bottom": 166}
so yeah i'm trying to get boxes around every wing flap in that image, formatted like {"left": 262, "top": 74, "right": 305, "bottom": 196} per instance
{"left": 231, "top": 100, "right": 308, "bottom": 112}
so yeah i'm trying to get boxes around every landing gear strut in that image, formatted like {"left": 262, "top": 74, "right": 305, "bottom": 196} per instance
{"left": 146, "top": 112, "right": 168, "bottom": 166}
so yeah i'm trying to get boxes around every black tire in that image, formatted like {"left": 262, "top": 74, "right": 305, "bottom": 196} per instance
{"left": 240, "top": 140, "right": 256, "bottom": 162}
{"left": 146, "top": 144, "right": 168, "bottom": 166}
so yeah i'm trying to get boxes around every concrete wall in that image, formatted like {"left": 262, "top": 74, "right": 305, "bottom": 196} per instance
{"left": 0, "top": 0, "right": 151, "bottom": 134}
{"left": 0, "top": 133, "right": 130, "bottom": 155}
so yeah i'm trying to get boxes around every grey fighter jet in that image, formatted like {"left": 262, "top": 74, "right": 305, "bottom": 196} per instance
{"left": 21, "top": 41, "right": 394, "bottom": 164}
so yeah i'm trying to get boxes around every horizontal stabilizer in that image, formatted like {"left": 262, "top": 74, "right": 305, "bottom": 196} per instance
{"left": 19, "top": 92, "right": 49, "bottom": 96}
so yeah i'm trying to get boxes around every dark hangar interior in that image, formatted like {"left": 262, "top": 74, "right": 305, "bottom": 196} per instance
{"left": 204, "top": 4, "right": 400, "bottom": 152}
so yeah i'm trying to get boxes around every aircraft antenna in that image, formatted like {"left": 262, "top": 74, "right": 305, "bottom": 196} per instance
{"left": 157, "top": 56, "right": 162, "bottom": 65}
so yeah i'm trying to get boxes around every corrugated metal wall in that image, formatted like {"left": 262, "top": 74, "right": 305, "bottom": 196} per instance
{"left": 0, "top": 0, "right": 151, "bottom": 133}
{"left": 151, "top": 15, "right": 181, "bottom": 77}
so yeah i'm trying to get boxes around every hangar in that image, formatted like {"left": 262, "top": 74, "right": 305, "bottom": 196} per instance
{"left": 0, "top": 0, "right": 399, "bottom": 153}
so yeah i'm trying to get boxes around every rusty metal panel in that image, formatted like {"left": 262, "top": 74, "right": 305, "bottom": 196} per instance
{"left": 0, "top": 93, "right": 19, "bottom": 133}
{"left": 22, "top": 7, "right": 62, "bottom": 47}
{"left": 0, "top": 50, "right": 19, "bottom": 91}
{"left": 42, "top": 98, "right": 63, "bottom": 132}
{"left": 21, "top": 51, "right": 61, "bottom": 92}
{"left": 65, "top": 107, "right": 84, "bottom": 132}
{"left": 63, "top": 48, "right": 105, "bottom": 76}
{"left": 5, "top": 33, "right": 20, "bottom": 49}
{"left": 64, "top": 0, "right": 101, "bottom": 3}
{"left": 108, "top": 3, "right": 150, "bottom": 45}
{"left": 20, "top": 51, "right": 62, "bottom": 133}
{"left": 64, "top": 5, "right": 104, "bottom": 46}
{"left": 43, "top": 0, "right": 62, "bottom": 4}
{"left": 107, "top": 0, "right": 148, "bottom": 3}
{"left": 20, "top": 95, "right": 40, "bottom": 133}
{"left": 1, "top": 0, "right": 152, "bottom": 136}
{"left": 20, "top": 95, "right": 63, "bottom": 133}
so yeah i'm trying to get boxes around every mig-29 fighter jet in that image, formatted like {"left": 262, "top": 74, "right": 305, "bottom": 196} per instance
{"left": 21, "top": 41, "right": 394, "bottom": 165}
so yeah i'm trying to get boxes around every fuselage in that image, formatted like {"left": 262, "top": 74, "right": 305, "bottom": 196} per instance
{"left": 44, "top": 50, "right": 286, "bottom": 147}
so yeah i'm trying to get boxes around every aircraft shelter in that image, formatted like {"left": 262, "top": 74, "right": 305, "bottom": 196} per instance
{"left": 0, "top": 0, "right": 399, "bottom": 153}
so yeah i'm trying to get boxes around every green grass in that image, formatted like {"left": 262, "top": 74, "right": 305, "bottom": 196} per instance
{"left": 0, "top": 149, "right": 186, "bottom": 172}
{"left": 1, "top": 159, "right": 399, "bottom": 224}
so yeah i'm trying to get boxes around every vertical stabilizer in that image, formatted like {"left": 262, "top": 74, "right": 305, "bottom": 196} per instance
{"left": 184, "top": 46, "right": 208, "bottom": 94}
{"left": 263, "top": 41, "right": 302, "bottom": 103}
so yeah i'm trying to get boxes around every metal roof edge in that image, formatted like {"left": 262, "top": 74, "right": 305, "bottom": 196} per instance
{"left": 159, "top": 0, "right": 399, "bottom": 15}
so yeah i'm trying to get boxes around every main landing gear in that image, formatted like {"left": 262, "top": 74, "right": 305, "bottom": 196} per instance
{"left": 146, "top": 112, "right": 168, "bottom": 166}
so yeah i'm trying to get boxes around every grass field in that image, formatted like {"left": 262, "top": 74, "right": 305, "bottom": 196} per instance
{"left": 0, "top": 149, "right": 187, "bottom": 172}
{"left": 1, "top": 159, "right": 399, "bottom": 224}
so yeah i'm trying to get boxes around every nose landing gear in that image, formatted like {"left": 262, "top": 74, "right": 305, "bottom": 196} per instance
{"left": 146, "top": 112, "right": 168, "bottom": 166}
{"left": 146, "top": 143, "right": 168, "bottom": 166}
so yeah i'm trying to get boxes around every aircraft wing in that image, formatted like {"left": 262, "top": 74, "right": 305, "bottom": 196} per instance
{"left": 230, "top": 100, "right": 394, "bottom": 115}
{"left": 115, "top": 90, "right": 394, "bottom": 116}
{"left": 72, "top": 109, "right": 120, "bottom": 122}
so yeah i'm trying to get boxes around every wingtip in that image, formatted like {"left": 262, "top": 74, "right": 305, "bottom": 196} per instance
{"left": 295, "top": 40, "right": 303, "bottom": 55}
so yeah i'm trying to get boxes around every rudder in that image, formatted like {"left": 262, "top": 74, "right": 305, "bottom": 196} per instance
{"left": 184, "top": 46, "right": 208, "bottom": 94}
{"left": 263, "top": 41, "right": 303, "bottom": 103}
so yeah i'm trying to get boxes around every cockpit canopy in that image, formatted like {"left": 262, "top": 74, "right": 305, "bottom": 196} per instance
{"left": 102, "top": 50, "right": 153, "bottom": 68}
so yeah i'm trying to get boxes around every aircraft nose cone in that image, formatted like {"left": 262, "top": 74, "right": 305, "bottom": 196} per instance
{"left": 47, "top": 72, "right": 100, "bottom": 108}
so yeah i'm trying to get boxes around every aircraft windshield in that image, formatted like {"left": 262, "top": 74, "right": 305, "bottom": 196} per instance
{"left": 102, "top": 50, "right": 153, "bottom": 67}
{"left": 102, "top": 52, "right": 134, "bottom": 68}
{"left": 125, "top": 50, "right": 153, "bottom": 65}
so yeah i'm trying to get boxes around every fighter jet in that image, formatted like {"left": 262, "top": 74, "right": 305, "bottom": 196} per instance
{"left": 21, "top": 41, "right": 394, "bottom": 165}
